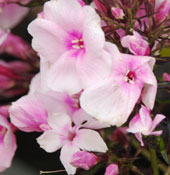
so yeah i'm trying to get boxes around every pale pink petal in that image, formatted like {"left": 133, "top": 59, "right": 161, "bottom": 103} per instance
{"left": 139, "top": 105, "right": 152, "bottom": 130}
{"left": 47, "top": 113, "right": 72, "bottom": 133}
{"left": 60, "top": 144, "right": 80, "bottom": 175}
{"left": 28, "top": 73, "right": 41, "bottom": 94}
{"left": 81, "top": 79, "right": 142, "bottom": 126}
{"left": 37, "top": 130, "right": 63, "bottom": 153}
{"left": 0, "top": 115, "right": 17, "bottom": 172}
{"left": 28, "top": 18, "right": 68, "bottom": 63}
{"left": 47, "top": 52, "right": 82, "bottom": 94}
{"left": 150, "top": 130, "right": 162, "bottom": 136}
{"left": 9, "top": 95, "right": 48, "bottom": 132}
{"left": 151, "top": 114, "right": 166, "bottom": 131}
{"left": 121, "top": 35, "right": 132, "bottom": 48}
{"left": 135, "top": 133, "right": 144, "bottom": 146}
{"left": 142, "top": 75, "right": 157, "bottom": 110}
{"left": 127, "top": 114, "right": 145, "bottom": 133}
{"left": 83, "top": 6, "right": 105, "bottom": 55}
{"left": 104, "top": 42, "right": 122, "bottom": 62}
{"left": 0, "top": 4, "right": 28, "bottom": 29}
{"left": 72, "top": 109, "right": 110, "bottom": 129}
{"left": 77, "top": 50, "right": 112, "bottom": 88}
{"left": 44, "top": 0, "right": 84, "bottom": 32}
{"left": 74, "top": 129, "right": 108, "bottom": 152}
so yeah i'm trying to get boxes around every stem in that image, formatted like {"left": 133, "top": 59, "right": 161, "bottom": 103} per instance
{"left": 132, "top": 139, "right": 167, "bottom": 172}
{"left": 164, "top": 166, "right": 170, "bottom": 175}
{"left": 40, "top": 170, "right": 66, "bottom": 174}
{"left": 149, "top": 148, "right": 160, "bottom": 175}
{"left": 131, "top": 166, "right": 145, "bottom": 175}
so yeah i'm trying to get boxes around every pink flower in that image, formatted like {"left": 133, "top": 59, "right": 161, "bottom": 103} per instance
{"left": 111, "top": 7, "right": 125, "bottom": 19}
{"left": 0, "top": 33, "right": 37, "bottom": 60}
{"left": 105, "top": 164, "right": 119, "bottom": 175}
{"left": 163, "top": 73, "right": 170, "bottom": 81}
{"left": 121, "top": 31, "right": 150, "bottom": 56}
{"left": 154, "top": 0, "right": 170, "bottom": 22}
{"left": 37, "top": 113, "right": 108, "bottom": 175}
{"left": 80, "top": 43, "right": 157, "bottom": 126}
{"left": 71, "top": 151, "right": 99, "bottom": 170}
{"left": 0, "top": 3, "right": 28, "bottom": 30}
{"left": 127, "top": 105, "right": 166, "bottom": 146}
{"left": 28, "top": 0, "right": 111, "bottom": 94}
{"left": 0, "top": 114, "right": 17, "bottom": 172}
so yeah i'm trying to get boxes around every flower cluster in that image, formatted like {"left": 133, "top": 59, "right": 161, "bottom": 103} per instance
{"left": 0, "top": 0, "right": 170, "bottom": 175}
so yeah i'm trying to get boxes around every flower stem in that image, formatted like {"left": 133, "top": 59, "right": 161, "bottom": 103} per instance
{"left": 40, "top": 170, "right": 65, "bottom": 174}
{"left": 149, "top": 147, "right": 160, "bottom": 175}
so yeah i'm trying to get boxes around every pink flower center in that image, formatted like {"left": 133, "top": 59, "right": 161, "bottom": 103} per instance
{"left": 72, "top": 38, "right": 84, "bottom": 50}
{"left": 125, "top": 70, "right": 136, "bottom": 84}
{"left": 68, "top": 131, "right": 76, "bottom": 141}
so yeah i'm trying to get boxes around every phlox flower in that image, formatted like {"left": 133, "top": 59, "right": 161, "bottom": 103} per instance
{"left": 10, "top": 73, "right": 109, "bottom": 133}
{"left": 0, "top": 2, "right": 28, "bottom": 30}
{"left": 37, "top": 113, "right": 108, "bottom": 175}
{"left": 28, "top": 0, "right": 112, "bottom": 94}
{"left": 80, "top": 43, "right": 157, "bottom": 126}
{"left": 127, "top": 105, "right": 166, "bottom": 146}
{"left": 0, "top": 114, "right": 17, "bottom": 172}
{"left": 154, "top": 0, "right": 170, "bottom": 22}
{"left": 121, "top": 31, "right": 150, "bottom": 56}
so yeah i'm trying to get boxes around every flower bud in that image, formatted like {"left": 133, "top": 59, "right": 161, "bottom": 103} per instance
{"left": 163, "top": 73, "right": 170, "bottom": 81}
{"left": 105, "top": 164, "right": 119, "bottom": 175}
{"left": 121, "top": 31, "right": 150, "bottom": 56}
{"left": 111, "top": 7, "right": 125, "bottom": 19}
{"left": 71, "top": 151, "right": 99, "bottom": 170}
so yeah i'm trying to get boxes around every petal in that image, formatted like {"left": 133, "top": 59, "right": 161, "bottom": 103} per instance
{"left": 135, "top": 59, "right": 157, "bottom": 110}
{"left": 74, "top": 129, "right": 108, "bottom": 152}
{"left": 139, "top": 105, "right": 152, "bottom": 130}
{"left": 72, "top": 109, "right": 110, "bottom": 129}
{"left": 151, "top": 114, "right": 166, "bottom": 131}
{"left": 47, "top": 113, "right": 72, "bottom": 133}
{"left": 127, "top": 114, "right": 145, "bottom": 133}
{"left": 80, "top": 79, "right": 142, "bottom": 126}
{"left": 0, "top": 4, "right": 28, "bottom": 29}
{"left": 104, "top": 42, "right": 122, "bottom": 62}
{"left": 28, "top": 18, "right": 68, "bottom": 63}
{"left": 150, "top": 130, "right": 162, "bottom": 136}
{"left": 0, "top": 115, "right": 17, "bottom": 171}
{"left": 83, "top": 6, "right": 105, "bottom": 55}
{"left": 60, "top": 144, "right": 80, "bottom": 175}
{"left": 28, "top": 73, "right": 41, "bottom": 94}
{"left": 44, "top": 0, "right": 84, "bottom": 32}
{"left": 9, "top": 95, "right": 48, "bottom": 132}
{"left": 77, "top": 50, "right": 112, "bottom": 88}
{"left": 37, "top": 130, "right": 63, "bottom": 153}
{"left": 135, "top": 133, "right": 144, "bottom": 146}
{"left": 47, "top": 51, "right": 82, "bottom": 94}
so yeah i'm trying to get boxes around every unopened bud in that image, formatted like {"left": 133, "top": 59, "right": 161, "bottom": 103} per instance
{"left": 105, "top": 164, "right": 119, "bottom": 175}
{"left": 71, "top": 151, "right": 99, "bottom": 170}
{"left": 111, "top": 7, "right": 125, "bottom": 19}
